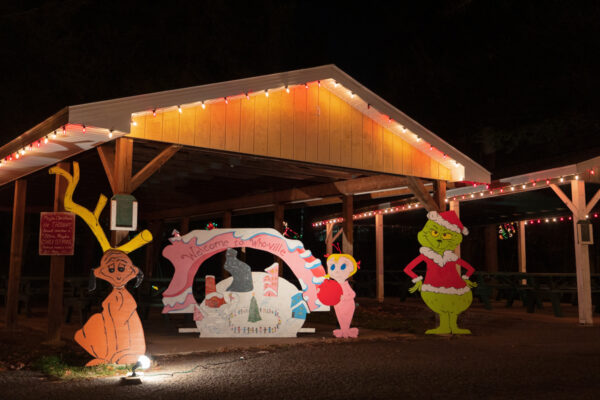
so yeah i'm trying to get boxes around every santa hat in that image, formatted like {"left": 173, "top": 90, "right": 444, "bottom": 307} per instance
{"left": 426, "top": 210, "right": 469, "bottom": 235}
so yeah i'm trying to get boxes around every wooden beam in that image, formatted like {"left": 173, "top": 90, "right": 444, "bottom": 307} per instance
{"left": 5, "top": 179, "right": 27, "bottom": 329}
{"left": 47, "top": 162, "right": 69, "bottom": 343}
{"left": 550, "top": 184, "right": 577, "bottom": 214}
{"left": 433, "top": 180, "right": 447, "bottom": 212}
{"left": 144, "top": 174, "right": 409, "bottom": 220}
{"left": 407, "top": 177, "right": 440, "bottom": 212}
{"left": 130, "top": 145, "right": 181, "bottom": 192}
{"left": 342, "top": 195, "right": 353, "bottom": 256}
{"left": 96, "top": 144, "right": 116, "bottom": 194}
{"left": 375, "top": 213, "right": 384, "bottom": 303}
{"left": 585, "top": 187, "right": 600, "bottom": 215}
{"left": 571, "top": 180, "right": 593, "bottom": 325}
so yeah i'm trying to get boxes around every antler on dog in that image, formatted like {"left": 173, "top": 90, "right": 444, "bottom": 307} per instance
{"left": 49, "top": 161, "right": 152, "bottom": 253}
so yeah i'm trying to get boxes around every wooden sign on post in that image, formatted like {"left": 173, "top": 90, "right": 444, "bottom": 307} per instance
{"left": 39, "top": 212, "right": 75, "bottom": 255}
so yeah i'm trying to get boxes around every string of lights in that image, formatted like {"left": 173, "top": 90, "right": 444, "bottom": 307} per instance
{"left": 311, "top": 173, "right": 597, "bottom": 228}
{"left": 0, "top": 123, "right": 113, "bottom": 167}
{"left": 130, "top": 78, "right": 464, "bottom": 179}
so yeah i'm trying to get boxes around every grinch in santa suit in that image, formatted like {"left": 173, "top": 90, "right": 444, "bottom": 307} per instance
{"left": 404, "top": 210, "right": 477, "bottom": 334}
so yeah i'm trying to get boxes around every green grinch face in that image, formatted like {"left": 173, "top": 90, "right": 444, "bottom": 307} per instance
{"left": 417, "top": 220, "right": 463, "bottom": 255}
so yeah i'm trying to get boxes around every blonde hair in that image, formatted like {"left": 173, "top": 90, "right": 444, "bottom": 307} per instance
{"left": 325, "top": 253, "right": 358, "bottom": 279}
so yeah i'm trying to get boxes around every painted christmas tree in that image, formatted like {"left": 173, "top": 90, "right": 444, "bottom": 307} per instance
{"left": 248, "top": 295, "right": 262, "bottom": 323}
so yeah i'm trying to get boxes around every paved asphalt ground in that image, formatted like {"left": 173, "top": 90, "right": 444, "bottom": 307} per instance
{"left": 1, "top": 312, "right": 599, "bottom": 400}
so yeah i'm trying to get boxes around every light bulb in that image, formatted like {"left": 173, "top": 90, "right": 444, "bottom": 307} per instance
{"left": 265, "top": 90, "right": 269, "bottom": 97}
{"left": 178, "top": 105, "right": 182, "bottom": 113}
{"left": 201, "top": 102, "right": 206, "bottom": 109}
{"left": 285, "top": 86, "right": 290, "bottom": 94}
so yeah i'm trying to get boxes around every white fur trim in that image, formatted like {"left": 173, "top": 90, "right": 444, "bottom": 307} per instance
{"left": 421, "top": 284, "right": 471, "bottom": 295}
{"left": 427, "top": 211, "right": 468, "bottom": 235}
{"left": 420, "top": 247, "right": 459, "bottom": 267}
{"left": 462, "top": 275, "right": 471, "bottom": 280}
{"left": 412, "top": 276, "right": 423, "bottom": 283}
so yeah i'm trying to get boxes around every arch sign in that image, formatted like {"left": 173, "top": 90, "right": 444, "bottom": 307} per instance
{"left": 162, "top": 229, "right": 329, "bottom": 328}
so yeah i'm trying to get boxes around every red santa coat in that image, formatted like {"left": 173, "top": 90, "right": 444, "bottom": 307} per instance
{"left": 404, "top": 247, "right": 475, "bottom": 295}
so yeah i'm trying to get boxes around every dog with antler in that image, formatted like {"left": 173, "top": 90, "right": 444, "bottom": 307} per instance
{"left": 49, "top": 162, "right": 152, "bottom": 366}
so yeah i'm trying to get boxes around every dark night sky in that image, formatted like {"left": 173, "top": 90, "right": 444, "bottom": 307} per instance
{"left": 1, "top": 0, "right": 600, "bottom": 178}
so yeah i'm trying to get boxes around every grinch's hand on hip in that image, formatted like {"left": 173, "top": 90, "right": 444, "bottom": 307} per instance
{"left": 463, "top": 279, "right": 478, "bottom": 288}
{"left": 409, "top": 280, "right": 423, "bottom": 293}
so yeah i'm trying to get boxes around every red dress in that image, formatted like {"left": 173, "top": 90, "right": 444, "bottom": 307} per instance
{"left": 404, "top": 247, "right": 475, "bottom": 295}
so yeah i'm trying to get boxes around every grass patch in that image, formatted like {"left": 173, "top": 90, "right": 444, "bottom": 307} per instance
{"left": 33, "top": 355, "right": 130, "bottom": 379}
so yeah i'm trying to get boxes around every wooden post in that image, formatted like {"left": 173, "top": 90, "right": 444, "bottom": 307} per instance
{"left": 375, "top": 213, "right": 384, "bottom": 303}
{"left": 274, "top": 204, "right": 284, "bottom": 275}
{"left": 518, "top": 220, "right": 527, "bottom": 273}
{"left": 518, "top": 220, "right": 527, "bottom": 285}
{"left": 5, "top": 179, "right": 27, "bottom": 329}
{"left": 144, "top": 220, "right": 163, "bottom": 279}
{"left": 47, "top": 162, "right": 69, "bottom": 343}
{"left": 433, "top": 180, "right": 447, "bottom": 212}
{"left": 222, "top": 210, "right": 232, "bottom": 277}
{"left": 111, "top": 138, "right": 133, "bottom": 247}
{"left": 326, "top": 223, "right": 333, "bottom": 256}
{"left": 571, "top": 180, "right": 593, "bottom": 325}
{"left": 484, "top": 224, "right": 498, "bottom": 272}
{"left": 180, "top": 217, "right": 190, "bottom": 235}
{"left": 449, "top": 200, "right": 461, "bottom": 258}
{"left": 342, "top": 195, "right": 353, "bottom": 256}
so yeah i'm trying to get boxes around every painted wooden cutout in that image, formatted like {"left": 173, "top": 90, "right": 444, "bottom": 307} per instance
{"left": 49, "top": 162, "right": 152, "bottom": 365}
{"left": 403, "top": 211, "right": 477, "bottom": 335}
{"left": 162, "top": 228, "right": 328, "bottom": 314}
{"left": 318, "top": 254, "right": 359, "bottom": 338}
{"left": 193, "top": 262, "right": 309, "bottom": 337}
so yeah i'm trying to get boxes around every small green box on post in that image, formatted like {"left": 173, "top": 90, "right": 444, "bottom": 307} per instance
{"left": 110, "top": 194, "right": 138, "bottom": 231}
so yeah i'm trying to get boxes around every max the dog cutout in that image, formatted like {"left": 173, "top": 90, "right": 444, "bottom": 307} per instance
{"left": 49, "top": 162, "right": 152, "bottom": 365}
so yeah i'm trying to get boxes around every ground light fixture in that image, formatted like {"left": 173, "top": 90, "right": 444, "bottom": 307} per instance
{"left": 121, "top": 355, "right": 151, "bottom": 385}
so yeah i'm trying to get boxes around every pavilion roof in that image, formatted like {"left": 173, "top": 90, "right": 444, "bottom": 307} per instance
{"left": 0, "top": 65, "right": 489, "bottom": 187}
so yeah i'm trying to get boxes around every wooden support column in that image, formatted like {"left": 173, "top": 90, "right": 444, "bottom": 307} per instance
{"left": 342, "top": 195, "right": 353, "bottom": 256}
{"left": 433, "top": 180, "right": 447, "bottom": 212}
{"left": 449, "top": 200, "right": 461, "bottom": 258}
{"left": 571, "top": 180, "right": 593, "bottom": 325}
{"left": 5, "top": 179, "right": 27, "bottom": 329}
{"left": 47, "top": 162, "right": 69, "bottom": 343}
{"left": 180, "top": 217, "right": 190, "bottom": 235}
{"left": 274, "top": 204, "right": 284, "bottom": 275}
{"left": 484, "top": 224, "right": 498, "bottom": 272}
{"left": 222, "top": 210, "right": 232, "bottom": 277}
{"left": 144, "top": 220, "right": 163, "bottom": 279}
{"left": 375, "top": 213, "right": 384, "bottom": 303}
{"left": 550, "top": 181, "right": 596, "bottom": 325}
{"left": 518, "top": 220, "right": 527, "bottom": 274}
{"left": 111, "top": 138, "right": 133, "bottom": 247}
{"left": 326, "top": 223, "right": 333, "bottom": 256}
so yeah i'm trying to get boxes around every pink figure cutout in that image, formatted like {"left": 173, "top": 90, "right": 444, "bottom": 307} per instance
{"left": 324, "top": 253, "right": 359, "bottom": 338}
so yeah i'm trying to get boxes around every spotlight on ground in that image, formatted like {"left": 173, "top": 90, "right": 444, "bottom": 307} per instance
{"left": 121, "top": 355, "right": 151, "bottom": 385}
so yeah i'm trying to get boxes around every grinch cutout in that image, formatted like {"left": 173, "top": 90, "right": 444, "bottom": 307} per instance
{"left": 49, "top": 162, "right": 152, "bottom": 365}
{"left": 404, "top": 211, "right": 477, "bottom": 335}
{"left": 317, "top": 253, "right": 359, "bottom": 338}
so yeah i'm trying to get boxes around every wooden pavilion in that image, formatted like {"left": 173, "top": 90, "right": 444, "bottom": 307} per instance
{"left": 0, "top": 65, "right": 489, "bottom": 341}
{"left": 313, "top": 154, "right": 600, "bottom": 325}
